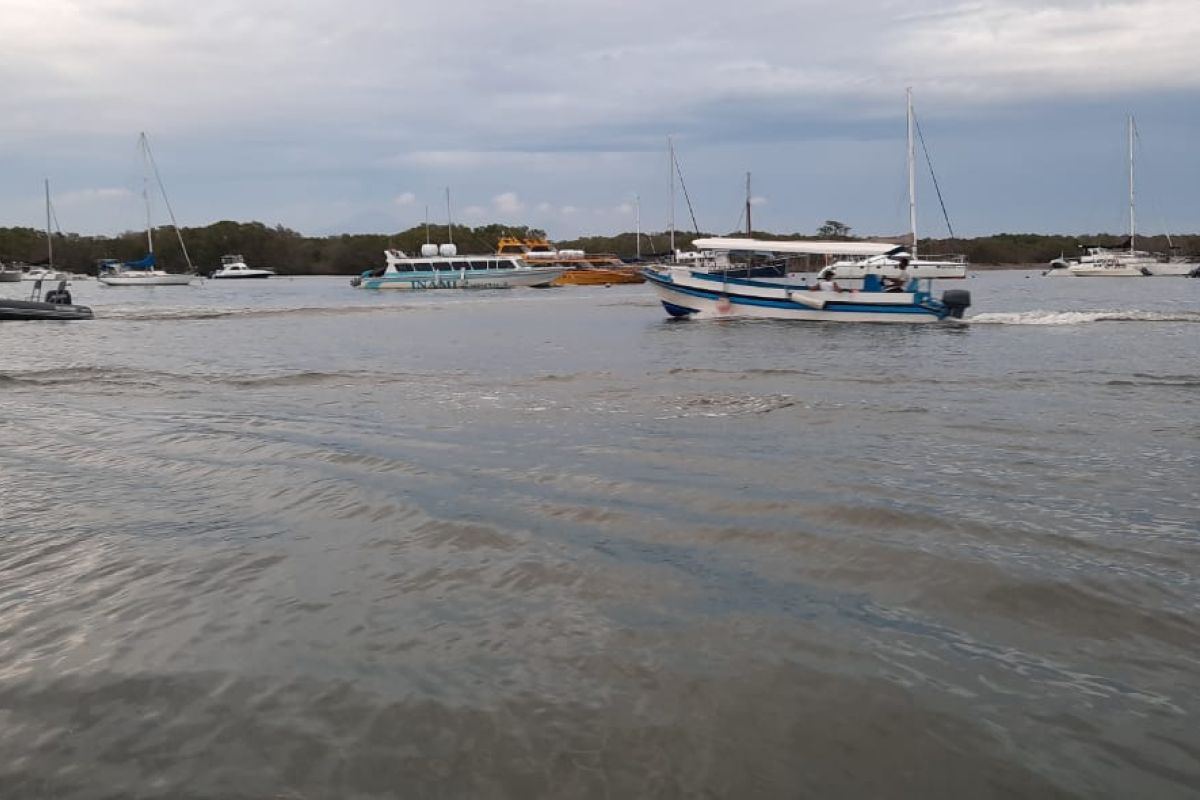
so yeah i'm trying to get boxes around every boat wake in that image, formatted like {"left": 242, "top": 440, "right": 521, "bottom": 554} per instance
{"left": 96, "top": 305, "right": 395, "bottom": 321}
{"left": 971, "top": 310, "right": 1200, "bottom": 326}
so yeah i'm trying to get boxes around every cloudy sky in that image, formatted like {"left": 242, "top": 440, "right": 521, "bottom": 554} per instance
{"left": 2, "top": 0, "right": 1198, "bottom": 241}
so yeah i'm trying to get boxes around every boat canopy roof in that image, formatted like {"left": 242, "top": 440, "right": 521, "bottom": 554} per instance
{"left": 692, "top": 237, "right": 900, "bottom": 257}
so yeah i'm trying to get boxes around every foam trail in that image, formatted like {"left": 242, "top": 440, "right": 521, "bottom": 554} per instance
{"left": 971, "top": 310, "right": 1200, "bottom": 326}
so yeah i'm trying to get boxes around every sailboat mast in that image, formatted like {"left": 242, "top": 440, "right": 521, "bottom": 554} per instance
{"left": 445, "top": 187, "right": 453, "bottom": 245}
{"left": 424, "top": 204, "right": 430, "bottom": 244}
{"left": 668, "top": 136, "right": 676, "bottom": 259}
{"left": 745, "top": 172, "right": 752, "bottom": 236}
{"left": 1128, "top": 114, "right": 1135, "bottom": 254}
{"left": 44, "top": 179, "right": 54, "bottom": 269}
{"left": 635, "top": 193, "right": 641, "bottom": 259}
{"left": 906, "top": 88, "right": 918, "bottom": 259}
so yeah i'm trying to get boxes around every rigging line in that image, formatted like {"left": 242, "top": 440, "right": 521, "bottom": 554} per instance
{"left": 671, "top": 148, "right": 702, "bottom": 235}
{"left": 913, "top": 115, "right": 955, "bottom": 239}
{"left": 140, "top": 133, "right": 195, "bottom": 271}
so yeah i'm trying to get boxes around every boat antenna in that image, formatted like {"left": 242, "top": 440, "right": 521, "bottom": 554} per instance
{"left": 44, "top": 179, "right": 54, "bottom": 269}
{"left": 445, "top": 187, "right": 453, "bottom": 245}
{"left": 140, "top": 132, "right": 194, "bottom": 271}
{"left": 914, "top": 115, "right": 955, "bottom": 238}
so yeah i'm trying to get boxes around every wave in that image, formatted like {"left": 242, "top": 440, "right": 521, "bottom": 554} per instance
{"left": 0, "top": 366, "right": 422, "bottom": 390}
{"left": 971, "top": 309, "right": 1200, "bottom": 325}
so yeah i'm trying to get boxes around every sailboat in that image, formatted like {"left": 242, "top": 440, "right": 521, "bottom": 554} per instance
{"left": 98, "top": 133, "right": 195, "bottom": 286}
{"left": 20, "top": 181, "right": 72, "bottom": 283}
{"left": 1046, "top": 116, "right": 1195, "bottom": 277}
{"left": 828, "top": 93, "right": 967, "bottom": 280}
{"left": 641, "top": 90, "right": 971, "bottom": 322}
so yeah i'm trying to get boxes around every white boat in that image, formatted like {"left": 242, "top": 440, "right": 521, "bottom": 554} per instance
{"left": 828, "top": 251, "right": 967, "bottom": 280}
{"left": 1047, "top": 116, "right": 1198, "bottom": 277}
{"left": 97, "top": 133, "right": 197, "bottom": 287}
{"left": 209, "top": 254, "right": 275, "bottom": 279}
{"left": 0, "top": 266, "right": 21, "bottom": 283}
{"left": 20, "top": 267, "right": 71, "bottom": 282}
{"left": 97, "top": 256, "right": 194, "bottom": 286}
{"left": 352, "top": 244, "right": 563, "bottom": 290}
{"left": 645, "top": 89, "right": 970, "bottom": 323}
{"left": 643, "top": 248, "right": 970, "bottom": 323}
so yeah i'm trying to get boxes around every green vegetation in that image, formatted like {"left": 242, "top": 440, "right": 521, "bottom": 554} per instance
{"left": 1, "top": 221, "right": 1196, "bottom": 274}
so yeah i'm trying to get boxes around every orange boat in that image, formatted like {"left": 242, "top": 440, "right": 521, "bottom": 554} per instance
{"left": 496, "top": 237, "right": 644, "bottom": 285}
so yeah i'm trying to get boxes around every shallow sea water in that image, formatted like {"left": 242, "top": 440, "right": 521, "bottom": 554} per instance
{"left": 1, "top": 272, "right": 1198, "bottom": 798}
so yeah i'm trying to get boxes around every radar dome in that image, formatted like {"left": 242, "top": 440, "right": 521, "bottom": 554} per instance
{"left": 420, "top": 243, "right": 439, "bottom": 257}
{"left": 438, "top": 244, "right": 458, "bottom": 257}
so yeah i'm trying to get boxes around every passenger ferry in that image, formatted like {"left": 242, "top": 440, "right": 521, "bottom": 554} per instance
{"left": 351, "top": 244, "right": 563, "bottom": 290}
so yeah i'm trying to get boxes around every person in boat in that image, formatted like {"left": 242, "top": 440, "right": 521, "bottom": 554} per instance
{"left": 882, "top": 257, "right": 911, "bottom": 292}
{"left": 817, "top": 268, "right": 843, "bottom": 293}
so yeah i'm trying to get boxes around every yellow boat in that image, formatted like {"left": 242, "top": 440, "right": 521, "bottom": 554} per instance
{"left": 496, "top": 237, "right": 644, "bottom": 285}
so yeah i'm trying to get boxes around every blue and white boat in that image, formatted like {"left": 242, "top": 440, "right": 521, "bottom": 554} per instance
{"left": 643, "top": 238, "right": 970, "bottom": 323}
{"left": 351, "top": 244, "right": 563, "bottom": 290}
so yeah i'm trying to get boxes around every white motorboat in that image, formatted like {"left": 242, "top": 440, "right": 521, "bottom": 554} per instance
{"left": 352, "top": 244, "right": 563, "bottom": 290}
{"left": 0, "top": 266, "right": 21, "bottom": 283}
{"left": 828, "top": 251, "right": 967, "bottom": 280}
{"left": 209, "top": 254, "right": 275, "bottom": 279}
{"left": 19, "top": 267, "right": 71, "bottom": 282}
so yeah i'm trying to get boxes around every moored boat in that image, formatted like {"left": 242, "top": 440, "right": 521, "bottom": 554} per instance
{"left": 97, "top": 255, "right": 194, "bottom": 286}
{"left": 495, "top": 237, "right": 643, "bottom": 285}
{"left": 209, "top": 254, "right": 275, "bottom": 279}
{"left": 351, "top": 244, "right": 563, "bottom": 290}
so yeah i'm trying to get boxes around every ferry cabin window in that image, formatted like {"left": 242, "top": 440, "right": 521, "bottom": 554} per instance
{"left": 451, "top": 261, "right": 471, "bottom": 271}
{"left": 433, "top": 262, "right": 450, "bottom": 271}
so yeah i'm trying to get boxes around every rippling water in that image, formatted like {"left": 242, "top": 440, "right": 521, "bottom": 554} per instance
{"left": 2, "top": 273, "right": 1198, "bottom": 798}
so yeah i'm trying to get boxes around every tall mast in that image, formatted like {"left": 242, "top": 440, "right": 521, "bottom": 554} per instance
{"left": 140, "top": 133, "right": 154, "bottom": 255}
{"left": 668, "top": 136, "right": 676, "bottom": 258}
{"left": 635, "top": 193, "right": 641, "bottom": 259}
{"left": 44, "top": 179, "right": 54, "bottom": 269}
{"left": 745, "top": 172, "right": 752, "bottom": 236}
{"left": 424, "top": 204, "right": 430, "bottom": 244}
{"left": 445, "top": 187, "right": 453, "bottom": 245}
{"left": 906, "top": 88, "right": 917, "bottom": 259}
{"left": 1128, "top": 114, "right": 1135, "bottom": 254}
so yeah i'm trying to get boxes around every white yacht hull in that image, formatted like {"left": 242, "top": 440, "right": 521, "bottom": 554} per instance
{"left": 829, "top": 259, "right": 967, "bottom": 280}
{"left": 210, "top": 270, "right": 274, "bottom": 279}
{"left": 1146, "top": 262, "right": 1197, "bottom": 277}
{"left": 99, "top": 272, "right": 194, "bottom": 286}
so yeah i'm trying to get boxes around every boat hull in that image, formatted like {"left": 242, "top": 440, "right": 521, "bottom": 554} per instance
{"left": 0, "top": 299, "right": 93, "bottom": 321}
{"left": 209, "top": 272, "right": 274, "bottom": 279}
{"left": 643, "top": 267, "right": 954, "bottom": 323}
{"left": 0, "top": 271, "right": 22, "bottom": 283}
{"left": 98, "top": 273, "right": 194, "bottom": 286}
{"left": 358, "top": 267, "right": 563, "bottom": 290}
{"left": 551, "top": 268, "right": 644, "bottom": 286}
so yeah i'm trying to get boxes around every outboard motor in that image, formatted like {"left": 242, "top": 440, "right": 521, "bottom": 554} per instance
{"left": 940, "top": 289, "right": 971, "bottom": 319}
{"left": 44, "top": 280, "right": 72, "bottom": 305}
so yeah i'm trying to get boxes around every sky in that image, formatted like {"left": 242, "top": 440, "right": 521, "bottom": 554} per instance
{"left": 2, "top": 0, "right": 1198, "bottom": 241}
